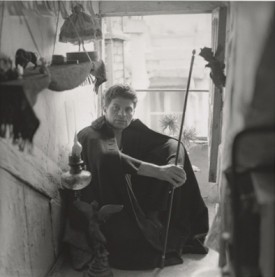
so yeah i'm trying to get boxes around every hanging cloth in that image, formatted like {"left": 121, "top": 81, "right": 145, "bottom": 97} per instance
{"left": 59, "top": 3, "right": 102, "bottom": 45}
{"left": 90, "top": 60, "right": 107, "bottom": 94}
{"left": 0, "top": 69, "right": 50, "bottom": 150}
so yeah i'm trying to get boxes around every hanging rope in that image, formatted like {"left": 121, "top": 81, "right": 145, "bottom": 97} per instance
{"left": 52, "top": 2, "right": 61, "bottom": 57}
{"left": 20, "top": 4, "right": 42, "bottom": 57}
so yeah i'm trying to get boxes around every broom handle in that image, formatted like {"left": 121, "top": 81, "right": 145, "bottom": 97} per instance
{"left": 160, "top": 50, "right": 196, "bottom": 268}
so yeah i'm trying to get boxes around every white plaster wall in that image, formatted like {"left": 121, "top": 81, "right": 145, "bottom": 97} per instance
{"left": 0, "top": 10, "right": 98, "bottom": 277}
{"left": 0, "top": 85, "right": 97, "bottom": 277}
{"left": 33, "top": 86, "right": 97, "bottom": 166}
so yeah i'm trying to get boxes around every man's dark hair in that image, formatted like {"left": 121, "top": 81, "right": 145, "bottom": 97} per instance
{"left": 103, "top": 84, "right": 138, "bottom": 108}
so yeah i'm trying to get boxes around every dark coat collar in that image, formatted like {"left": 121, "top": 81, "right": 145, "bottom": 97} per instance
{"left": 91, "top": 116, "right": 114, "bottom": 137}
{"left": 91, "top": 116, "right": 106, "bottom": 130}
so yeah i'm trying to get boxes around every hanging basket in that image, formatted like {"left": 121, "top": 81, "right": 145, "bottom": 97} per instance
{"left": 48, "top": 61, "right": 94, "bottom": 92}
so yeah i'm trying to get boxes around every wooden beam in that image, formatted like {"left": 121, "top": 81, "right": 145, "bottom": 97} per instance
{"left": 209, "top": 85, "right": 223, "bottom": 182}
{"left": 99, "top": 1, "right": 228, "bottom": 17}
{"left": 208, "top": 6, "right": 227, "bottom": 182}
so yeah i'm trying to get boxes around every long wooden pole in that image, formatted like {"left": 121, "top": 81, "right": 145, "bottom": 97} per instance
{"left": 160, "top": 49, "right": 196, "bottom": 268}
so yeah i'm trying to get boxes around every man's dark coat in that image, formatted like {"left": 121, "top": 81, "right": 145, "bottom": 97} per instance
{"left": 65, "top": 116, "right": 209, "bottom": 270}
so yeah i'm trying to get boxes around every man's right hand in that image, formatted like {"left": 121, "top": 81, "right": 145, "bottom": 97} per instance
{"left": 157, "top": 164, "right": 186, "bottom": 188}
{"left": 137, "top": 162, "right": 187, "bottom": 188}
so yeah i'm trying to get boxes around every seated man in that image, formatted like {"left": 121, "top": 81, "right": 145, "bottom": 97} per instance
{"left": 64, "top": 84, "right": 209, "bottom": 273}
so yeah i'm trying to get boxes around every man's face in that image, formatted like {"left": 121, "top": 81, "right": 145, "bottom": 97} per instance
{"left": 104, "top": 97, "right": 135, "bottom": 130}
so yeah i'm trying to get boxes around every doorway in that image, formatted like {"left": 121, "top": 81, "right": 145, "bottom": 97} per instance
{"left": 102, "top": 12, "right": 216, "bottom": 213}
{"left": 103, "top": 14, "right": 211, "bottom": 140}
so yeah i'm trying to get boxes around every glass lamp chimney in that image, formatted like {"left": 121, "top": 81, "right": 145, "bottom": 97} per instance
{"left": 61, "top": 133, "right": 91, "bottom": 191}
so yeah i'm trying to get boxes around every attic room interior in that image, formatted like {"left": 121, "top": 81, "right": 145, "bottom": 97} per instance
{"left": 0, "top": 1, "right": 274, "bottom": 277}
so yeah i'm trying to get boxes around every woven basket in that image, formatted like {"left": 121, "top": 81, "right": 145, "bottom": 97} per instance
{"left": 48, "top": 61, "right": 94, "bottom": 91}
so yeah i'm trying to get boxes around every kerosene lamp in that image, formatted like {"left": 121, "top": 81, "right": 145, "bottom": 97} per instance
{"left": 61, "top": 134, "right": 113, "bottom": 277}
{"left": 61, "top": 134, "right": 91, "bottom": 196}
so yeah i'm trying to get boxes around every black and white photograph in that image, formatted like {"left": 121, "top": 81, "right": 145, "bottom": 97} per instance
{"left": 0, "top": 1, "right": 274, "bottom": 277}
